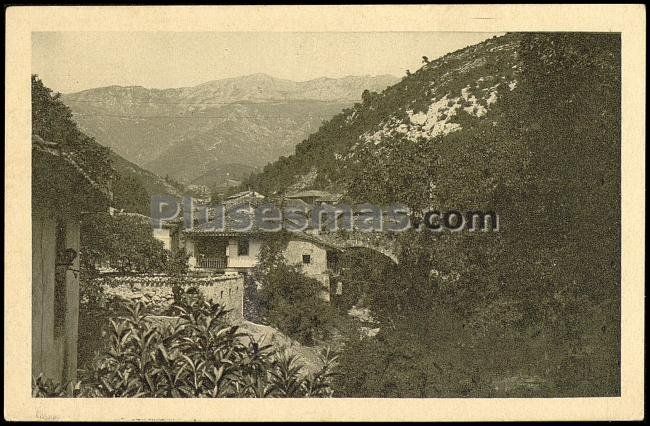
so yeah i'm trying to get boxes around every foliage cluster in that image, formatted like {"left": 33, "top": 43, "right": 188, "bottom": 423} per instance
{"left": 328, "top": 33, "right": 622, "bottom": 397}
{"left": 36, "top": 300, "right": 338, "bottom": 397}
{"left": 252, "top": 234, "right": 337, "bottom": 346}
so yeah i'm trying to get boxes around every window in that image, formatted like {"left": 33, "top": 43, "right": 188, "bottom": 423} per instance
{"left": 237, "top": 239, "right": 249, "bottom": 256}
{"left": 302, "top": 254, "right": 311, "bottom": 264}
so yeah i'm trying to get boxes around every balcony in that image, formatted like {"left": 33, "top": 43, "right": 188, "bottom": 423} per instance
{"left": 197, "top": 256, "right": 228, "bottom": 269}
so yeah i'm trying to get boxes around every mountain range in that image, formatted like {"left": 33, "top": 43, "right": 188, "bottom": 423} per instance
{"left": 62, "top": 74, "right": 398, "bottom": 187}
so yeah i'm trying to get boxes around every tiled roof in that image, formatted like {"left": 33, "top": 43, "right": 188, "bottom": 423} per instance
{"left": 32, "top": 134, "right": 113, "bottom": 203}
{"left": 183, "top": 207, "right": 261, "bottom": 236}
{"left": 279, "top": 198, "right": 312, "bottom": 210}
{"left": 225, "top": 190, "right": 265, "bottom": 200}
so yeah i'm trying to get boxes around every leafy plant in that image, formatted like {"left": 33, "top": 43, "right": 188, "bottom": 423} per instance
{"left": 32, "top": 374, "right": 80, "bottom": 398}
{"left": 73, "top": 299, "right": 337, "bottom": 397}
{"left": 253, "top": 237, "right": 336, "bottom": 345}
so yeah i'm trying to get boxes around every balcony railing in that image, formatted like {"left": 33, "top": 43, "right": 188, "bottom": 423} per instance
{"left": 198, "top": 257, "right": 227, "bottom": 269}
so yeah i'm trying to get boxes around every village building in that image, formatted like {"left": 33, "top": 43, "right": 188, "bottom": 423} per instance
{"left": 180, "top": 224, "right": 340, "bottom": 299}
{"left": 147, "top": 215, "right": 181, "bottom": 253}
{"left": 225, "top": 190, "right": 266, "bottom": 203}
{"left": 171, "top": 194, "right": 343, "bottom": 301}
{"left": 32, "top": 134, "right": 112, "bottom": 384}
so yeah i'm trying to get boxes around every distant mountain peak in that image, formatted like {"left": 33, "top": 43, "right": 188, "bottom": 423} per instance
{"left": 62, "top": 73, "right": 400, "bottom": 185}
{"left": 66, "top": 74, "right": 399, "bottom": 99}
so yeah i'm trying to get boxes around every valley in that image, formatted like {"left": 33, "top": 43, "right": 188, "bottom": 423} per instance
{"left": 62, "top": 74, "right": 399, "bottom": 187}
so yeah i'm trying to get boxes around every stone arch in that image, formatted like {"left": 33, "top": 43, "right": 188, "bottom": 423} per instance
{"left": 305, "top": 233, "right": 400, "bottom": 264}
{"left": 338, "top": 244, "right": 399, "bottom": 265}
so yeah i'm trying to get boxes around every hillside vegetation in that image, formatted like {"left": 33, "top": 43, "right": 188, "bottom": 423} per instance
{"left": 247, "top": 33, "right": 621, "bottom": 396}
{"left": 32, "top": 75, "right": 183, "bottom": 215}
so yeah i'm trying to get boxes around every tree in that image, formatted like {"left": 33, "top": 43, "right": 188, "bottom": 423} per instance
{"left": 257, "top": 262, "right": 335, "bottom": 346}
{"left": 112, "top": 174, "right": 151, "bottom": 215}
{"left": 252, "top": 235, "right": 336, "bottom": 345}
{"left": 32, "top": 75, "right": 113, "bottom": 185}
{"left": 80, "top": 212, "right": 168, "bottom": 274}
{"left": 165, "top": 248, "right": 190, "bottom": 277}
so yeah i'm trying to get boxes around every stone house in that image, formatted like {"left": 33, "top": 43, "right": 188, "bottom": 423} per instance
{"left": 176, "top": 194, "right": 341, "bottom": 300}
{"left": 160, "top": 190, "right": 344, "bottom": 301}
{"left": 180, "top": 227, "right": 339, "bottom": 299}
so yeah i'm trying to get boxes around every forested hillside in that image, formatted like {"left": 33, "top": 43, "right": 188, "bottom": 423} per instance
{"left": 246, "top": 33, "right": 621, "bottom": 396}
{"left": 32, "top": 76, "right": 183, "bottom": 215}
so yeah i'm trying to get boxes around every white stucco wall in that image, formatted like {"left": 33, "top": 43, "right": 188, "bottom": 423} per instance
{"left": 32, "top": 212, "right": 81, "bottom": 383}
{"left": 283, "top": 240, "right": 327, "bottom": 274}
{"left": 283, "top": 240, "right": 330, "bottom": 301}
{"left": 180, "top": 234, "right": 332, "bottom": 301}
{"left": 153, "top": 228, "right": 172, "bottom": 251}
{"left": 184, "top": 239, "right": 197, "bottom": 268}
{"left": 226, "top": 238, "right": 262, "bottom": 269}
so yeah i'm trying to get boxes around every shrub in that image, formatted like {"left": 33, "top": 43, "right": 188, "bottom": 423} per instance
{"left": 69, "top": 299, "right": 338, "bottom": 397}
{"left": 165, "top": 248, "right": 190, "bottom": 277}
{"left": 254, "top": 258, "right": 335, "bottom": 345}
{"left": 252, "top": 234, "right": 336, "bottom": 345}
{"left": 80, "top": 212, "right": 168, "bottom": 275}
{"left": 32, "top": 374, "right": 79, "bottom": 398}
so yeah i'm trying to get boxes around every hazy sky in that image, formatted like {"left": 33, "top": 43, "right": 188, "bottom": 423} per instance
{"left": 32, "top": 32, "right": 502, "bottom": 93}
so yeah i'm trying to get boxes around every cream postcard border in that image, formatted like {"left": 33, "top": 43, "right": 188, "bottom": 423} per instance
{"left": 4, "top": 4, "right": 645, "bottom": 421}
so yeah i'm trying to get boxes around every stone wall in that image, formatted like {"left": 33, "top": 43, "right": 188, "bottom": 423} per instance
{"left": 96, "top": 274, "right": 244, "bottom": 319}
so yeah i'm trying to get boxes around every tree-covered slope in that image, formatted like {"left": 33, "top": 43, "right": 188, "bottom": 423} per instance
{"left": 245, "top": 33, "right": 621, "bottom": 397}
{"left": 244, "top": 33, "right": 521, "bottom": 196}
{"left": 33, "top": 76, "right": 184, "bottom": 216}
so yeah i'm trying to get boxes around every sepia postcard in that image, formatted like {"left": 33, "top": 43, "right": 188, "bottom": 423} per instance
{"left": 4, "top": 4, "right": 645, "bottom": 422}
